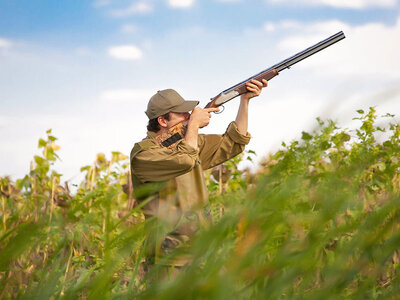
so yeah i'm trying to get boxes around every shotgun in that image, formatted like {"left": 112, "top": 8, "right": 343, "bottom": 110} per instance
{"left": 205, "top": 31, "right": 346, "bottom": 109}
{"left": 158, "top": 31, "right": 346, "bottom": 148}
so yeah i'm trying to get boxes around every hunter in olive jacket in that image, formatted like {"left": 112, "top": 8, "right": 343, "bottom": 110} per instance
{"left": 130, "top": 121, "right": 250, "bottom": 266}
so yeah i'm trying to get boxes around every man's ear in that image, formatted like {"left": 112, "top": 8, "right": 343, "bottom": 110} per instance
{"left": 158, "top": 116, "right": 168, "bottom": 128}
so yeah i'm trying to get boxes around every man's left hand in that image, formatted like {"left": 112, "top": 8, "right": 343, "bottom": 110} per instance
{"left": 241, "top": 79, "right": 268, "bottom": 101}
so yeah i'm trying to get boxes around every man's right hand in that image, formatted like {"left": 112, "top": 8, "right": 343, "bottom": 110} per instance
{"left": 189, "top": 107, "right": 220, "bottom": 128}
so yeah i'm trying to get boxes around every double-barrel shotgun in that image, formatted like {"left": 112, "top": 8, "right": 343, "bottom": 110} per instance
{"left": 205, "top": 31, "right": 346, "bottom": 109}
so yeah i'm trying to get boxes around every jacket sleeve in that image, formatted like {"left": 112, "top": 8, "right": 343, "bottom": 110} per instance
{"left": 198, "top": 121, "right": 251, "bottom": 170}
{"left": 131, "top": 139, "right": 200, "bottom": 182}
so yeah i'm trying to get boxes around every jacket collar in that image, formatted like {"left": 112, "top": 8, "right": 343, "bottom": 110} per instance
{"left": 146, "top": 131, "right": 158, "bottom": 140}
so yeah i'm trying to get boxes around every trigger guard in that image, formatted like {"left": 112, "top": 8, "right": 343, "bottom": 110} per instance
{"left": 214, "top": 105, "right": 225, "bottom": 114}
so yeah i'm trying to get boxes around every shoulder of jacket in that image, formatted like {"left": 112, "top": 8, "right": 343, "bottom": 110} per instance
{"left": 130, "top": 138, "right": 157, "bottom": 159}
{"left": 138, "top": 138, "right": 157, "bottom": 149}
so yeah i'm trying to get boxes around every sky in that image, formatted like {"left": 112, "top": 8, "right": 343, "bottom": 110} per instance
{"left": 1, "top": 0, "right": 400, "bottom": 185}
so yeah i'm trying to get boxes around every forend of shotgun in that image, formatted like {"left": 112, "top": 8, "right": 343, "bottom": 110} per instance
{"left": 205, "top": 69, "right": 279, "bottom": 108}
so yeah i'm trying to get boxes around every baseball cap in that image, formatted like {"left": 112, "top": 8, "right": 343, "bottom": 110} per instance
{"left": 145, "top": 89, "right": 199, "bottom": 119}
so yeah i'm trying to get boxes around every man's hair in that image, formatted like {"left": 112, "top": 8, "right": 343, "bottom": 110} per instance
{"left": 147, "top": 112, "right": 170, "bottom": 133}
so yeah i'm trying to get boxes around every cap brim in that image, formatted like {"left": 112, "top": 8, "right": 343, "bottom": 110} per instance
{"left": 170, "top": 100, "right": 199, "bottom": 113}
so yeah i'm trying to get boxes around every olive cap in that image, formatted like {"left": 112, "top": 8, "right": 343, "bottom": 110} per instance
{"left": 145, "top": 89, "right": 199, "bottom": 119}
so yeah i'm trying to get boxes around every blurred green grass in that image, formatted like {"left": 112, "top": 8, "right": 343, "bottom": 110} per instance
{"left": 1, "top": 108, "right": 400, "bottom": 299}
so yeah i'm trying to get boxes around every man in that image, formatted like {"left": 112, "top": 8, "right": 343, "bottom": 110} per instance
{"left": 130, "top": 79, "right": 268, "bottom": 273}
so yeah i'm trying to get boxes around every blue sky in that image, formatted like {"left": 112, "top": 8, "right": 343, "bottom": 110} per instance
{"left": 1, "top": 0, "right": 398, "bottom": 58}
{"left": 1, "top": 0, "right": 400, "bottom": 183}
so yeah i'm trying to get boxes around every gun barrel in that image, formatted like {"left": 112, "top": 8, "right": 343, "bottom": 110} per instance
{"left": 273, "top": 31, "right": 346, "bottom": 72}
{"left": 220, "top": 31, "right": 345, "bottom": 95}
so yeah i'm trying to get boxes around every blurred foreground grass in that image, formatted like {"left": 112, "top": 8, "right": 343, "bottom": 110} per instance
{"left": 1, "top": 107, "right": 400, "bottom": 299}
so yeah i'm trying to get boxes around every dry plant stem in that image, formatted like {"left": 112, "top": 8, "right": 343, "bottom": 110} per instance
{"left": 87, "top": 164, "right": 96, "bottom": 212}
{"left": 107, "top": 162, "right": 111, "bottom": 178}
{"left": 0, "top": 271, "right": 12, "bottom": 299}
{"left": 60, "top": 243, "right": 73, "bottom": 297}
{"left": 219, "top": 167, "right": 223, "bottom": 196}
{"left": 42, "top": 243, "right": 48, "bottom": 265}
{"left": 30, "top": 161, "right": 38, "bottom": 222}
{"left": 2, "top": 195, "right": 6, "bottom": 230}
{"left": 90, "top": 163, "right": 96, "bottom": 191}
{"left": 43, "top": 147, "right": 47, "bottom": 161}
{"left": 219, "top": 167, "right": 224, "bottom": 218}
{"left": 128, "top": 170, "right": 134, "bottom": 210}
{"left": 81, "top": 230, "right": 90, "bottom": 244}
{"left": 49, "top": 176, "right": 56, "bottom": 222}
{"left": 85, "top": 167, "right": 90, "bottom": 190}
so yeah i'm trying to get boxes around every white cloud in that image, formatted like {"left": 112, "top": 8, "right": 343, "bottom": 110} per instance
{"left": 92, "top": 0, "right": 111, "bottom": 7}
{"left": 110, "top": 2, "right": 153, "bottom": 17}
{"left": 168, "top": 0, "right": 195, "bottom": 8}
{"left": 0, "top": 115, "right": 9, "bottom": 128}
{"left": 0, "top": 37, "right": 12, "bottom": 49}
{"left": 121, "top": 24, "right": 138, "bottom": 34}
{"left": 264, "top": 23, "right": 276, "bottom": 32}
{"left": 267, "top": 0, "right": 397, "bottom": 9}
{"left": 75, "top": 46, "right": 93, "bottom": 56}
{"left": 107, "top": 45, "right": 143, "bottom": 60}
{"left": 100, "top": 89, "right": 153, "bottom": 103}
{"left": 264, "top": 20, "right": 320, "bottom": 32}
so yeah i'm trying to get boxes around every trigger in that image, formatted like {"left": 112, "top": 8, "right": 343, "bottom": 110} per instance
{"left": 215, "top": 105, "right": 224, "bottom": 114}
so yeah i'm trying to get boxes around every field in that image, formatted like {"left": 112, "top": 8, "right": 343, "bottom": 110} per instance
{"left": 1, "top": 107, "right": 400, "bottom": 299}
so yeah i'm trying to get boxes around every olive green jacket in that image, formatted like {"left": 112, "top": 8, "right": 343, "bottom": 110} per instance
{"left": 130, "top": 121, "right": 250, "bottom": 265}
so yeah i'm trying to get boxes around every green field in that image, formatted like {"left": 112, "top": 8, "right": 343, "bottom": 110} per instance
{"left": 1, "top": 107, "right": 400, "bottom": 299}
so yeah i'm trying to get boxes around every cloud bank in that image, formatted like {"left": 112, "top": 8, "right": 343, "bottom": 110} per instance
{"left": 267, "top": 17, "right": 400, "bottom": 79}
{"left": 0, "top": 37, "right": 12, "bottom": 49}
{"left": 99, "top": 89, "right": 154, "bottom": 103}
{"left": 110, "top": 1, "right": 153, "bottom": 17}
{"left": 168, "top": 0, "right": 195, "bottom": 8}
{"left": 267, "top": 0, "right": 398, "bottom": 9}
{"left": 107, "top": 45, "right": 143, "bottom": 60}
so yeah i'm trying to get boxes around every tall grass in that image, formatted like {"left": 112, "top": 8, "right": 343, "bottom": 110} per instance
{"left": 1, "top": 108, "right": 400, "bottom": 299}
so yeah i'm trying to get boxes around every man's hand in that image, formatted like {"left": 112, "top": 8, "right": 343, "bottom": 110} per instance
{"left": 189, "top": 107, "right": 220, "bottom": 129}
{"left": 184, "top": 107, "right": 219, "bottom": 149}
{"left": 241, "top": 79, "right": 268, "bottom": 102}
{"left": 235, "top": 78, "right": 268, "bottom": 135}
